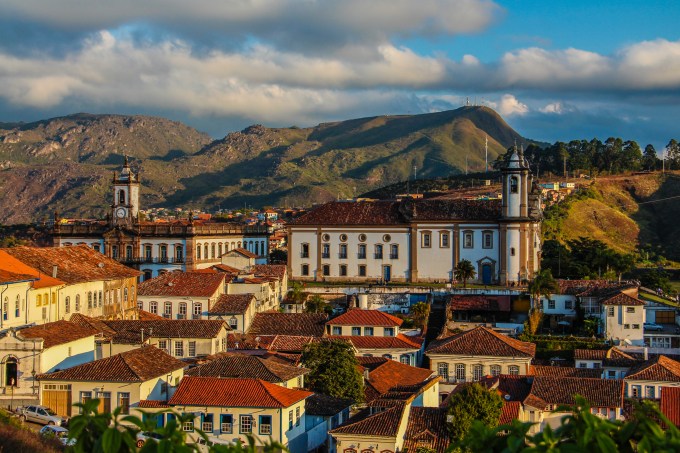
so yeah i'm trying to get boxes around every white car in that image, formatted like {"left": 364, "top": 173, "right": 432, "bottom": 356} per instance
{"left": 136, "top": 431, "right": 165, "bottom": 448}
{"left": 39, "top": 425, "right": 76, "bottom": 446}
{"left": 17, "top": 405, "right": 68, "bottom": 426}
{"left": 644, "top": 322, "right": 664, "bottom": 331}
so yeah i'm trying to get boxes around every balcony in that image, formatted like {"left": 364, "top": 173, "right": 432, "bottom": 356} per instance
{"left": 389, "top": 254, "right": 399, "bottom": 259}
{"left": 300, "top": 252, "right": 309, "bottom": 258}
{"left": 357, "top": 253, "right": 366, "bottom": 259}
{"left": 374, "top": 253, "right": 383, "bottom": 259}
{"left": 116, "top": 256, "right": 186, "bottom": 265}
{"left": 321, "top": 253, "right": 330, "bottom": 259}
{"left": 338, "top": 253, "right": 347, "bottom": 259}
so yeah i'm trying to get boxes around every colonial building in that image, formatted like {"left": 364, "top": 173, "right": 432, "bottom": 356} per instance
{"left": 288, "top": 147, "right": 542, "bottom": 285}
{"left": 52, "top": 158, "right": 269, "bottom": 280}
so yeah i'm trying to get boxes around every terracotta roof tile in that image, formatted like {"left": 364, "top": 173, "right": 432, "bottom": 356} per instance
{"left": 69, "top": 313, "right": 117, "bottom": 339}
{"left": 248, "top": 313, "right": 327, "bottom": 337}
{"left": 448, "top": 295, "right": 511, "bottom": 312}
{"left": 138, "top": 400, "right": 170, "bottom": 408}
{"left": 625, "top": 355, "right": 680, "bottom": 382}
{"left": 186, "top": 352, "right": 308, "bottom": 382}
{"left": 228, "top": 248, "right": 257, "bottom": 259}
{"left": 601, "top": 292, "right": 645, "bottom": 306}
{"left": 357, "top": 357, "right": 434, "bottom": 400}
{"left": 168, "top": 376, "right": 312, "bottom": 407}
{"left": 330, "top": 405, "right": 405, "bottom": 437}
{"left": 305, "top": 394, "right": 354, "bottom": 416}
{"left": 660, "top": 387, "right": 680, "bottom": 427}
{"left": 104, "top": 320, "right": 228, "bottom": 343}
{"left": 530, "top": 366, "right": 602, "bottom": 378}
{"left": 3, "top": 245, "right": 141, "bottom": 283}
{"left": 557, "top": 280, "right": 637, "bottom": 297}
{"left": 499, "top": 401, "right": 522, "bottom": 425}
{"left": 329, "top": 309, "right": 403, "bottom": 327}
{"left": 18, "top": 320, "right": 98, "bottom": 348}
{"left": 426, "top": 326, "right": 535, "bottom": 358}
{"left": 227, "top": 333, "right": 320, "bottom": 352}
{"left": 0, "top": 250, "right": 64, "bottom": 288}
{"left": 210, "top": 264, "right": 241, "bottom": 274}
{"left": 336, "top": 334, "right": 423, "bottom": 350}
{"left": 138, "top": 272, "right": 226, "bottom": 297}
{"left": 403, "top": 407, "right": 449, "bottom": 453}
{"left": 250, "top": 265, "right": 287, "bottom": 280}
{"left": 209, "top": 294, "right": 254, "bottom": 315}
{"left": 524, "top": 377, "right": 624, "bottom": 409}
{"left": 138, "top": 310, "right": 164, "bottom": 320}
{"left": 38, "top": 345, "right": 185, "bottom": 381}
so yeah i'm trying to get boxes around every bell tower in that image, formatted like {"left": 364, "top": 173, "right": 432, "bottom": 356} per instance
{"left": 111, "top": 156, "right": 140, "bottom": 225}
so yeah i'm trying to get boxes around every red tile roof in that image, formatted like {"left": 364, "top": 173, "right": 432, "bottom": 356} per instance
{"left": 660, "top": 387, "right": 680, "bottom": 427}
{"left": 138, "top": 400, "right": 170, "bottom": 408}
{"left": 0, "top": 250, "right": 64, "bottom": 288}
{"left": 530, "top": 366, "right": 602, "bottom": 378}
{"left": 499, "top": 401, "right": 522, "bottom": 425}
{"left": 330, "top": 405, "right": 405, "bottom": 437}
{"left": 138, "top": 310, "right": 164, "bottom": 320}
{"left": 104, "top": 320, "right": 228, "bottom": 343}
{"left": 3, "top": 245, "right": 141, "bottom": 283}
{"left": 228, "top": 248, "right": 257, "bottom": 259}
{"left": 574, "top": 347, "right": 637, "bottom": 367}
{"left": 402, "top": 407, "right": 449, "bottom": 453}
{"left": 138, "top": 272, "right": 226, "bottom": 297}
{"left": 426, "top": 326, "right": 536, "bottom": 358}
{"left": 227, "top": 333, "right": 320, "bottom": 352}
{"left": 168, "top": 376, "right": 312, "bottom": 408}
{"left": 524, "top": 377, "right": 624, "bottom": 409}
{"left": 601, "top": 292, "right": 645, "bottom": 306}
{"left": 248, "top": 312, "right": 327, "bottom": 337}
{"left": 18, "top": 320, "right": 98, "bottom": 348}
{"left": 448, "top": 295, "right": 511, "bottom": 312}
{"left": 186, "top": 352, "right": 307, "bottom": 382}
{"left": 38, "top": 345, "right": 184, "bottom": 382}
{"left": 209, "top": 294, "right": 254, "bottom": 315}
{"left": 250, "top": 265, "right": 287, "bottom": 280}
{"left": 358, "top": 358, "right": 434, "bottom": 401}
{"left": 337, "top": 334, "right": 423, "bottom": 350}
{"left": 329, "top": 309, "right": 403, "bottom": 327}
{"left": 69, "top": 313, "right": 117, "bottom": 339}
{"left": 210, "top": 264, "right": 241, "bottom": 274}
{"left": 625, "top": 355, "right": 680, "bottom": 382}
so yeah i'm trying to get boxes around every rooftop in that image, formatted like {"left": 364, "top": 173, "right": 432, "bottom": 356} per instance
{"left": 524, "top": 377, "right": 624, "bottom": 409}
{"left": 104, "top": 320, "right": 228, "bottom": 343}
{"left": 328, "top": 309, "right": 403, "bottom": 327}
{"left": 305, "top": 393, "right": 354, "bottom": 417}
{"left": 330, "top": 405, "right": 405, "bottom": 437}
{"left": 18, "top": 320, "right": 97, "bottom": 348}
{"left": 337, "top": 334, "right": 423, "bottom": 350}
{"left": 0, "top": 250, "right": 63, "bottom": 288}
{"left": 248, "top": 312, "right": 327, "bottom": 337}
{"left": 208, "top": 294, "right": 255, "bottom": 315}
{"left": 426, "top": 326, "right": 536, "bottom": 358}
{"left": 402, "top": 407, "right": 450, "bottom": 453}
{"left": 138, "top": 272, "right": 226, "bottom": 297}
{"left": 625, "top": 355, "right": 680, "bottom": 382}
{"left": 660, "top": 387, "right": 680, "bottom": 427}
{"left": 186, "top": 352, "right": 308, "bottom": 382}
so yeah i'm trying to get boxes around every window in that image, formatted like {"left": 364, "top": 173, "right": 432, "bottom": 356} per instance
{"left": 631, "top": 385, "right": 641, "bottom": 398}
{"left": 118, "top": 189, "right": 126, "bottom": 204}
{"left": 15, "top": 295, "right": 20, "bottom": 318}
{"left": 382, "top": 354, "right": 392, "bottom": 360}
{"left": 188, "top": 341, "right": 196, "bottom": 357}
{"left": 239, "top": 415, "right": 253, "bottom": 434}
{"left": 358, "top": 244, "right": 366, "bottom": 259}
{"left": 508, "top": 365, "right": 520, "bottom": 375}
{"left": 579, "top": 362, "right": 587, "bottom": 368}
{"left": 364, "top": 327, "right": 374, "bottom": 336}
{"left": 178, "top": 302, "right": 187, "bottom": 319}
{"left": 202, "top": 413, "right": 213, "bottom": 432}
{"left": 482, "top": 232, "right": 493, "bottom": 249}
{"left": 97, "top": 392, "right": 111, "bottom": 414}
{"left": 2, "top": 298, "right": 6, "bottom": 321}
{"left": 332, "top": 326, "right": 342, "bottom": 335}
{"left": 229, "top": 317, "right": 238, "bottom": 330}
{"left": 463, "top": 231, "right": 473, "bottom": 248}
{"left": 455, "top": 364, "right": 466, "bottom": 381}
{"left": 339, "top": 244, "right": 348, "bottom": 259}
{"left": 548, "top": 300, "right": 556, "bottom": 310}
{"left": 593, "top": 362, "right": 601, "bottom": 369}
{"left": 204, "top": 244, "right": 209, "bottom": 259}
{"left": 174, "top": 341, "right": 184, "bottom": 357}
{"left": 400, "top": 355, "right": 411, "bottom": 365}
{"left": 88, "top": 292, "right": 93, "bottom": 309}
{"left": 384, "top": 327, "right": 394, "bottom": 337}
{"left": 358, "top": 234, "right": 367, "bottom": 242}
{"left": 220, "top": 414, "right": 233, "bottom": 433}
{"left": 340, "top": 234, "right": 348, "bottom": 242}
{"left": 176, "top": 246, "right": 183, "bottom": 261}
{"left": 322, "top": 243, "right": 330, "bottom": 258}
{"left": 36, "top": 294, "right": 41, "bottom": 307}
{"left": 301, "top": 264, "right": 309, "bottom": 276}
{"left": 473, "top": 364, "right": 484, "bottom": 381}
{"left": 607, "top": 370, "right": 616, "bottom": 379}
{"left": 99, "top": 291, "right": 103, "bottom": 307}
{"left": 438, "top": 363, "right": 449, "bottom": 381}
{"left": 440, "top": 232, "right": 450, "bottom": 248}
{"left": 632, "top": 324, "right": 640, "bottom": 329}
{"left": 158, "top": 340, "right": 168, "bottom": 352}
{"left": 123, "top": 288, "right": 128, "bottom": 303}
{"left": 259, "top": 415, "right": 272, "bottom": 435}
{"left": 75, "top": 295, "right": 80, "bottom": 312}
{"left": 422, "top": 232, "right": 431, "bottom": 248}
{"left": 626, "top": 307, "right": 635, "bottom": 313}
{"left": 382, "top": 234, "right": 391, "bottom": 242}
{"left": 93, "top": 244, "right": 100, "bottom": 253}
{"left": 149, "top": 301, "right": 158, "bottom": 314}
{"left": 490, "top": 365, "right": 501, "bottom": 377}
{"left": 301, "top": 243, "right": 309, "bottom": 258}
{"left": 183, "top": 421, "right": 194, "bottom": 432}
{"left": 196, "top": 245, "right": 202, "bottom": 260}
{"left": 510, "top": 247, "right": 516, "bottom": 256}
{"left": 112, "top": 245, "right": 119, "bottom": 259}
{"left": 358, "top": 265, "right": 367, "bottom": 277}
{"left": 80, "top": 392, "right": 92, "bottom": 413}
{"left": 645, "top": 386, "right": 655, "bottom": 399}
{"left": 607, "top": 307, "right": 615, "bottom": 317}
{"left": 565, "top": 300, "right": 573, "bottom": 310}
{"left": 374, "top": 244, "right": 383, "bottom": 259}
{"left": 218, "top": 243, "right": 223, "bottom": 257}
{"left": 624, "top": 324, "right": 630, "bottom": 329}
{"left": 510, "top": 176, "right": 518, "bottom": 193}
{"left": 390, "top": 244, "right": 399, "bottom": 259}
{"left": 296, "top": 407, "right": 300, "bottom": 426}
{"left": 351, "top": 326, "right": 361, "bottom": 336}
{"left": 322, "top": 265, "right": 330, "bottom": 276}
{"left": 289, "top": 410, "right": 293, "bottom": 430}
{"left": 118, "top": 393, "right": 130, "bottom": 415}
{"left": 339, "top": 264, "right": 347, "bottom": 276}
{"left": 193, "top": 303, "right": 202, "bottom": 319}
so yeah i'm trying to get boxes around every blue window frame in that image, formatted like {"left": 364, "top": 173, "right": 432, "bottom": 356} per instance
{"left": 364, "top": 327, "right": 374, "bottom": 336}
{"left": 332, "top": 326, "right": 342, "bottom": 335}
{"left": 259, "top": 415, "right": 272, "bottom": 435}
{"left": 384, "top": 327, "right": 394, "bottom": 336}
{"left": 220, "top": 414, "right": 233, "bottom": 434}
{"left": 239, "top": 415, "right": 252, "bottom": 434}
{"left": 351, "top": 326, "right": 361, "bottom": 335}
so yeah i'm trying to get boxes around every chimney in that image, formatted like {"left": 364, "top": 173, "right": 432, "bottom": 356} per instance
{"left": 52, "top": 265, "right": 58, "bottom": 278}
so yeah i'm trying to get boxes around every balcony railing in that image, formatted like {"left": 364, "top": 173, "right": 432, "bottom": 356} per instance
{"left": 338, "top": 253, "right": 347, "bottom": 259}
{"left": 357, "top": 253, "right": 366, "bottom": 259}
{"left": 321, "top": 253, "right": 330, "bottom": 259}
{"left": 389, "top": 254, "right": 399, "bottom": 259}
{"left": 116, "top": 256, "right": 186, "bottom": 265}
{"left": 374, "top": 253, "right": 383, "bottom": 259}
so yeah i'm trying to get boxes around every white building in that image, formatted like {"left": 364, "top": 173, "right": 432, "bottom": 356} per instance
{"left": 52, "top": 158, "right": 269, "bottom": 280}
{"left": 288, "top": 148, "right": 542, "bottom": 285}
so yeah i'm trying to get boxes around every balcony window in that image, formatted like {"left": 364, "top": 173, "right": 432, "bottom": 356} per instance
{"left": 322, "top": 243, "right": 330, "bottom": 259}
{"left": 438, "top": 363, "right": 449, "bottom": 382}
{"left": 178, "top": 302, "right": 187, "bottom": 319}
{"left": 193, "top": 303, "right": 202, "bottom": 319}
{"left": 126, "top": 245, "right": 133, "bottom": 260}
{"left": 339, "top": 244, "right": 347, "bottom": 259}
{"left": 176, "top": 246, "right": 183, "bottom": 261}
{"left": 374, "top": 244, "right": 383, "bottom": 259}
{"left": 473, "top": 364, "right": 484, "bottom": 381}
{"left": 490, "top": 365, "right": 501, "bottom": 376}
{"left": 390, "top": 244, "right": 399, "bottom": 259}
{"left": 358, "top": 244, "right": 366, "bottom": 259}
{"left": 301, "top": 243, "right": 309, "bottom": 258}
{"left": 455, "top": 364, "right": 466, "bottom": 381}
{"left": 358, "top": 265, "right": 366, "bottom": 277}
{"left": 164, "top": 301, "right": 172, "bottom": 317}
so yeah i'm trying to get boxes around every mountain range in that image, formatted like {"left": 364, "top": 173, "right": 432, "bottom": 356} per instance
{"left": 0, "top": 106, "right": 527, "bottom": 224}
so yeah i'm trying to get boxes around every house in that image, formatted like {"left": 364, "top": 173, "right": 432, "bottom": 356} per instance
{"left": 227, "top": 275, "right": 280, "bottom": 312}
{"left": 305, "top": 394, "right": 353, "bottom": 452}
{"left": 3, "top": 245, "right": 142, "bottom": 322}
{"left": 52, "top": 158, "right": 269, "bottom": 279}
{"left": 250, "top": 264, "right": 288, "bottom": 304}
{"left": 601, "top": 292, "right": 646, "bottom": 346}
{"left": 357, "top": 356, "right": 436, "bottom": 403}
{"left": 37, "top": 345, "right": 185, "bottom": 417}
{"left": 163, "top": 376, "right": 313, "bottom": 451}
{"left": 137, "top": 272, "right": 227, "bottom": 320}
{"left": 446, "top": 295, "right": 513, "bottom": 324}
{"left": 288, "top": 147, "right": 542, "bottom": 285}
{"left": 221, "top": 247, "right": 259, "bottom": 268}
{"left": 573, "top": 347, "right": 637, "bottom": 378}
{"left": 207, "top": 294, "right": 257, "bottom": 332}
{"left": 426, "top": 326, "right": 535, "bottom": 388}
{"left": 248, "top": 312, "right": 327, "bottom": 337}
{"left": 623, "top": 355, "right": 680, "bottom": 399}
{"left": 0, "top": 320, "right": 97, "bottom": 406}
{"left": 186, "top": 352, "right": 308, "bottom": 388}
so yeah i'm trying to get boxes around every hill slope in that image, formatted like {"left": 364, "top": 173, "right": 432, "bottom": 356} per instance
{"left": 0, "top": 106, "right": 526, "bottom": 223}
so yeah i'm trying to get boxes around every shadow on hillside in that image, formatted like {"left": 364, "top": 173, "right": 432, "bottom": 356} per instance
{"left": 149, "top": 149, "right": 190, "bottom": 161}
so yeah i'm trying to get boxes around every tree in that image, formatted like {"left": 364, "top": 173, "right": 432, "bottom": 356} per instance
{"left": 666, "top": 139, "right": 680, "bottom": 170}
{"left": 410, "top": 302, "right": 430, "bottom": 328}
{"left": 527, "top": 269, "right": 558, "bottom": 310}
{"left": 454, "top": 260, "right": 476, "bottom": 288}
{"left": 301, "top": 340, "right": 363, "bottom": 402}
{"left": 268, "top": 249, "right": 287, "bottom": 264}
{"left": 447, "top": 383, "right": 503, "bottom": 441}
{"left": 288, "top": 281, "right": 306, "bottom": 305}
{"left": 305, "top": 295, "right": 331, "bottom": 314}
{"left": 643, "top": 144, "right": 658, "bottom": 171}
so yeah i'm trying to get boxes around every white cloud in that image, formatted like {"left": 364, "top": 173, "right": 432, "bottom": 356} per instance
{"left": 497, "top": 94, "right": 528, "bottom": 116}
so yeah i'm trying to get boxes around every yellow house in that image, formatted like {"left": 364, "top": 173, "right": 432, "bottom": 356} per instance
{"left": 207, "top": 294, "right": 257, "bottom": 333}
{"left": 37, "top": 345, "right": 185, "bottom": 417}
{"left": 161, "top": 376, "right": 313, "bottom": 451}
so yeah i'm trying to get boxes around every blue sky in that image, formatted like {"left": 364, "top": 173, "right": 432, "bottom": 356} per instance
{"left": 0, "top": 0, "right": 679, "bottom": 149}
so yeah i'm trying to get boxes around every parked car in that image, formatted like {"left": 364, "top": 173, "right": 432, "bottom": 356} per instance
{"left": 16, "top": 405, "right": 68, "bottom": 426}
{"left": 194, "top": 436, "right": 233, "bottom": 452}
{"left": 39, "top": 425, "right": 76, "bottom": 446}
{"left": 644, "top": 322, "right": 664, "bottom": 331}
{"left": 136, "top": 431, "right": 165, "bottom": 448}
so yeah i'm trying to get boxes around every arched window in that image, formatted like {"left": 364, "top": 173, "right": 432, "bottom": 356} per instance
{"left": 455, "top": 363, "right": 466, "bottom": 381}
{"left": 196, "top": 244, "right": 202, "bottom": 260}
{"left": 490, "top": 365, "right": 502, "bottom": 377}
{"left": 255, "top": 242, "right": 260, "bottom": 256}
{"left": 15, "top": 295, "right": 20, "bottom": 317}
{"left": 175, "top": 245, "right": 183, "bottom": 261}
{"left": 160, "top": 245, "right": 168, "bottom": 260}
{"left": 65, "top": 296, "right": 71, "bottom": 314}
{"left": 204, "top": 244, "right": 209, "bottom": 259}
{"left": 218, "top": 243, "right": 223, "bottom": 257}
{"left": 438, "top": 363, "right": 449, "bottom": 382}
{"left": 211, "top": 243, "right": 215, "bottom": 259}
{"left": 510, "top": 176, "right": 518, "bottom": 194}
{"left": 88, "top": 292, "right": 93, "bottom": 309}
{"left": 178, "top": 302, "right": 187, "bottom": 319}
{"left": 99, "top": 291, "right": 103, "bottom": 307}
{"left": 118, "top": 189, "right": 126, "bottom": 204}
{"left": 75, "top": 295, "right": 81, "bottom": 312}
{"left": 126, "top": 245, "right": 133, "bottom": 260}
{"left": 473, "top": 364, "right": 484, "bottom": 381}
{"left": 3, "top": 297, "right": 8, "bottom": 321}
{"left": 225, "top": 242, "right": 230, "bottom": 252}
{"left": 36, "top": 294, "right": 41, "bottom": 307}
{"left": 229, "top": 317, "right": 238, "bottom": 330}
{"left": 508, "top": 365, "right": 520, "bottom": 375}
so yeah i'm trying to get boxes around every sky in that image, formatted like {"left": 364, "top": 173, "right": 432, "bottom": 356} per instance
{"left": 1, "top": 0, "right": 679, "bottom": 148}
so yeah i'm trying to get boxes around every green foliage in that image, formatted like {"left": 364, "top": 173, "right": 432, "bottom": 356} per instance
{"left": 305, "top": 295, "right": 332, "bottom": 314}
{"left": 66, "top": 399, "right": 285, "bottom": 453}
{"left": 452, "top": 396, "right": 680, "bottom": 453}
{"left": 541, "top": 237, "right": 635, "bottom": 280}
{"left": 639, "top": 269, "right": 673, "bottom": 294}
{"left": 447, "top": 383, "right": 503, "bottom": 441}
{"left": 454, "top": 260, "right": 476, "bottom": 288}
{"left": 410, "top": 302, "right": 430, "bottom": 328}
{"left": 301, "top": 340, "right": 363, "bottom": 403}
{"left": 269, "top": 249, "right": 287, "bottom": 264}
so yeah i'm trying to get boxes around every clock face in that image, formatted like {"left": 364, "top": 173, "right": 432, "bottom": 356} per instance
{"left": 116, "top": 208, "right": 127, "bottom": 218}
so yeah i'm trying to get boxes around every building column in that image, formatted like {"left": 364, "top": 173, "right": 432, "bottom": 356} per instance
{"left": 409, "top": 224, "right": 418, "bottom": 283}
{"left": 315, "top": 227, "right": 322, "bottom": 282}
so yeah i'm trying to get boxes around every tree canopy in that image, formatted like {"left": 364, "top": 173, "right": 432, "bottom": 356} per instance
{"left": 447, "top": 383, "right": 503, "bottom": 441}
{"left": 301, "top": 339, "right": 364, "bottom": 403}
{"left": 454, "top": 259, "right": 476, "bottom": 288}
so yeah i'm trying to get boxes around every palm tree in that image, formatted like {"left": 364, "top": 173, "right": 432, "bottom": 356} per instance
{"left": 454, "top": 260, "right": 476, "bottom": 288}
{"left": 410, "top": 302, "right": 430, "bottom": 328}
{"left": 527, "top": 269, "right": 558, "bottom": 309}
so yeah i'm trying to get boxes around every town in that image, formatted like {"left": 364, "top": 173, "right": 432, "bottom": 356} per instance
{"left": 1, "top": 146, "right": 678, "bottom": 452}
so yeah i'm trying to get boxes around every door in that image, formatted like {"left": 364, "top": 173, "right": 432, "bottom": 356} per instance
{"left": 482, "top": 264, "right": 492, "bottom": 285}
{"left": 42, "top": 385, "right": 72, "bottom": 416}
{"left": 5, "top": 359, "right": 17, "bottom": 386}
{"left": 383, "top": 265, "right": 391, "bottom": 282}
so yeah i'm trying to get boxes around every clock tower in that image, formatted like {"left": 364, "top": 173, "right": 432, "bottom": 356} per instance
{"left": 111, "top": 156, "right": 140, "bottom": 225}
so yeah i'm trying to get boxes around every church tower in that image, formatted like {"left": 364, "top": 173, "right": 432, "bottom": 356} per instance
{"left": 111, "top": 156, "right": 140, "bottom": 225}
{"left": 500, "top": 146, "right": 533, "bottom": 285}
